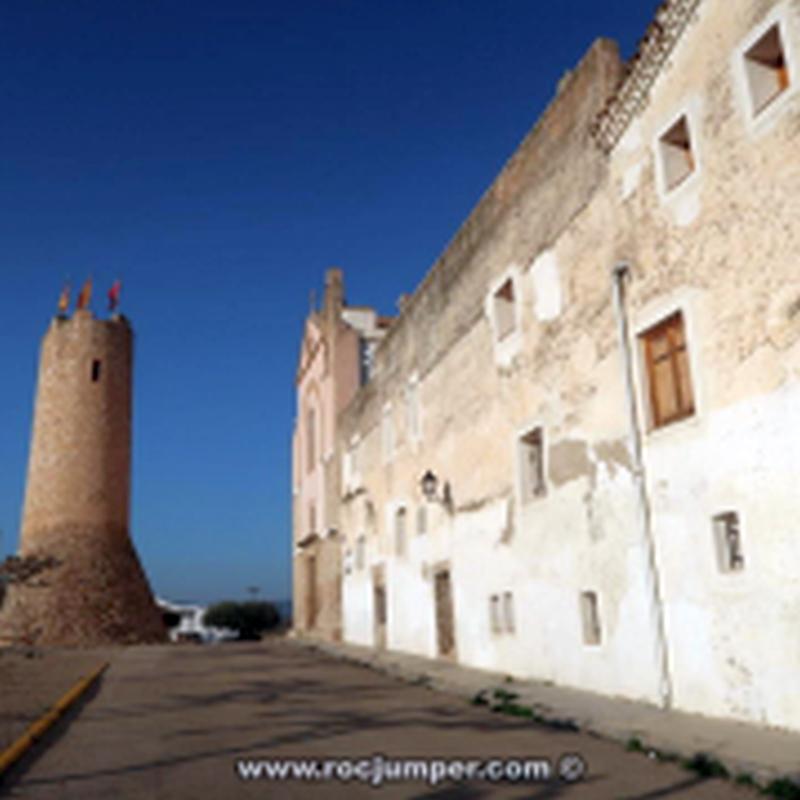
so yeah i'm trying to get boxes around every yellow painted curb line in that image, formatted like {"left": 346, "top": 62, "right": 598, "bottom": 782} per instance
{"left": 0, "top": 660, "right": 110, "bottom": 777}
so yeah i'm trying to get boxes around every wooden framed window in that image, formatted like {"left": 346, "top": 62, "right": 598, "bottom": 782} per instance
{"left": 640, "top": 311, "right": 695, "bottom": 429}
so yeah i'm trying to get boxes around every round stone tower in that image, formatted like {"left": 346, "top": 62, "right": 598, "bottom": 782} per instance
{"left": 0, "top": 309, "right": 166, "bottom": 645}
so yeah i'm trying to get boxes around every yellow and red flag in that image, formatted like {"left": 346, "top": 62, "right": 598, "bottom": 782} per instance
{"left": 108, "top": 279, "right": 121, "bottom": 312}
{"left": 57, "top": 282, "right": 70, "bottom": 314}
{"left": 76, "top": 277, "right": 92, "bottom": 310}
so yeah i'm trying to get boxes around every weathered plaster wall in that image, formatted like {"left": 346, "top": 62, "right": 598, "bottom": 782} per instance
{"left": 338, "top": 38, "right": 662, "bottom": 697}
{"left": 337, "top": 0, "right": 800, "bottom": 730}
{"left": 594, "top": 0, "right": 800, "bottom": 728}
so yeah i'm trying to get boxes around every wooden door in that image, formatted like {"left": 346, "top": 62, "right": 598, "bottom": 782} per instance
{"left": 434, "top": 568, "right": 455, "bottom": 658}
{"left": 305, "top": 555, "right": 318, "bottom": 630}
{"left": 373, "top": 581, "right": 387, "bottom": 649}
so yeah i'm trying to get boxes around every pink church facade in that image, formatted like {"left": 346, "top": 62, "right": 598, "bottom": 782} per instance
{"left": 291, "top": 268, "right": 388, "bottom": 639}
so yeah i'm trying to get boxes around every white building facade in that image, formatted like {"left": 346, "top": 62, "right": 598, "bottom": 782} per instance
{"left": 333, "top": 0, "right": 800, "bottom": 733}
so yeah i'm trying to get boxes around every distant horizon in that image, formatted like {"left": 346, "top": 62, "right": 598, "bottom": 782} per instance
{"left": 156, "top": 594, "right": 292, "bottom": 609}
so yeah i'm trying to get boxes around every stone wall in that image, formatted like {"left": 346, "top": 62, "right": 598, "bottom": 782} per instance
{"left": 0, "top": 524, "right": 165, "bottom": 646}
{"left": 0, "top": 310, "right": 165, "bottom": 646}
{"left": 22, "top": 310, "right": 132, "bottom": 543}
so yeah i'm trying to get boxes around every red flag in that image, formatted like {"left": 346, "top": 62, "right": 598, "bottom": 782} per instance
{"left": 76, "top": 278, "right": 92, "bottom": 310}
{"left": 108, "top": 279, "right": 122, "bottom": 312}
{"left": 57, "top": 282, "right": 70, "bottom": 314}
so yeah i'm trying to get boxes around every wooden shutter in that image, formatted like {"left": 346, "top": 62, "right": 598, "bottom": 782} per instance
{"left": 643, "top": 312, "right": 695, "bottom": 428}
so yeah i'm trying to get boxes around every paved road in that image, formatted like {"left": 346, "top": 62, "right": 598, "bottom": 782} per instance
{"left": 2, "top": 639, "right": 754, "bottom": 799}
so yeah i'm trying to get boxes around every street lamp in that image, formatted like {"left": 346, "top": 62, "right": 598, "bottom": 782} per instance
{"left": 419, "top": 470, "right": 453, "bottom": 513}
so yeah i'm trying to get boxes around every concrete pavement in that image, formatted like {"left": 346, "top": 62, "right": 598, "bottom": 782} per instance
{"left": 0, "top": 638, "right": 772, "bottom": 798}
{"left": 296, "top": 636, "right": 800, "bottom": 789}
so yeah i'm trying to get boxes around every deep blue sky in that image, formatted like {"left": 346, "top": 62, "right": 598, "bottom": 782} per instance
{"left": 0, "top": 1, "right": 658, "bottom": 606}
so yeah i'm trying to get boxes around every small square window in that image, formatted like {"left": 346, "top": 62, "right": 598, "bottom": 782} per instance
{"left": 493, "top": 279, "right": 516, "bottom": 341}
{"left": 640, "top": 311, "right": 695, "bottom": 429}
{"left": 744, "top": 24, "right": 789, "bottom": 116}
{"left": 580, "top": 591, "right": 602, "bottom": 646}
{"left": 658, "top": 115, "right": 695, "bottom": 191}
{"left": 519, "top": 427, "right": 546, "bottom": 501}
{"left": 489, "top": 594, "right": 502, "bottom": 634}
{"left": 713, "top": 512, "right": 745, "bottom": 573}
{"left": 502, "top": 591, "right": 515, "bottom": 634}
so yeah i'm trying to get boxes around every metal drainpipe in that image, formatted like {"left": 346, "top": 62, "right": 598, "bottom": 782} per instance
{"left": 611, "top": 262, "right": 673, "bottom": 710}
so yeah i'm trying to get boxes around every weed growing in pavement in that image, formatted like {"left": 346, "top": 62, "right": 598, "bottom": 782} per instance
{"left": 470, "top": 689, "right": 579, "bottom": 731}
{"left": 763, "top": 777, "right": 800, "bottom": 799}
{"left": 625, "top": 737, "right": 645, "bottom": 753}
{"left": 470, "top": 690, "right": 489, "bottom": 706}
{"left": 492, "top": 688, "right": 519, "bottom": 704}
{"left": 681, "top": 752, "right": 729, "bottom": 779}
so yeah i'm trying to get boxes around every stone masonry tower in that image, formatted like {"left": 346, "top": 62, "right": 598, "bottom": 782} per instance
{"left": 0, "top": 308, "right": 166, "bottom": 645}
